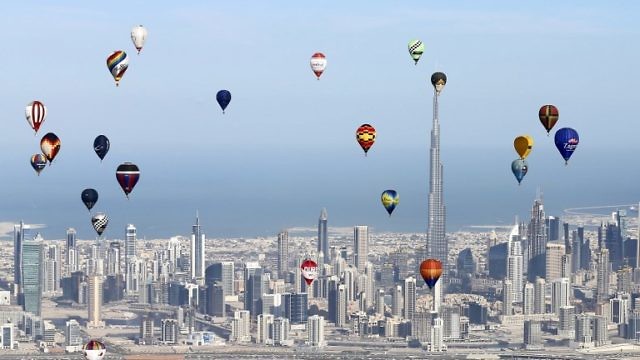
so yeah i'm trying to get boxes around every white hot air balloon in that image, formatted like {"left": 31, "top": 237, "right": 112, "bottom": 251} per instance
{"left": 131, "top": 25, "right": 148, "bottom": 54}
{"left": 310, "top": 52, "right": 327, "bottom": 80}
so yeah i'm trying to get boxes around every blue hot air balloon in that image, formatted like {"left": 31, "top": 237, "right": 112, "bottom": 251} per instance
{"left": 554, "top": 127, "right": 579, "bottom": 165}
{"left": 381, "top": 190, "right": 399, "bottom": 216}
{"left": 511, "top": 159, "right": 528, "bottom": 185}
{"left": 93, "top": 135, "right": 110, "bottom": 161}
{"left": 81, "top": 188, "right": 99, "bottom": 211}
{"left": 216, "top": 90, "right": 231, "bottom": 114}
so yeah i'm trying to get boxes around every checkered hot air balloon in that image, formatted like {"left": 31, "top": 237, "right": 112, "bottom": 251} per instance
{"left": 91, "top": 213, "right": 109, "bottom": 237}
{"left": 538, "top": 104, "right": 559, "bottom": 135}
{"left": 310, "top": 52, "right": 326, "bottom": 80}
{"left": 356, "top": 124, "right": 376, "bottom": 156}
{"left": 408, "top": 39, "right": 425, "bottom": 65}
{"left": 25, "top": 100, "right": 47, "bottom": 134}
{"left": 106, "top": 50, "right": 129, "bottom": 86}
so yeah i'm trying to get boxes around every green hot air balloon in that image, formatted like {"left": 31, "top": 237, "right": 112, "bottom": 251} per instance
{"left": 408, "top": 40, "right": 425, "bottom": 65}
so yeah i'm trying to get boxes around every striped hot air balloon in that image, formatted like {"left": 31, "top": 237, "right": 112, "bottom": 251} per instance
{"left": 356, "top": 124, "right": 376, "bottom": 156}
{"left": 106, "top": 50, "right": 129, "bottom": 86}
{"left": 25, "top": 101, "right": 47, "bottom": 134}
{"left": 116, "top": 162, "right": 140, "bottom": 199}
{"left": 310, "top": 52, "right": 326, "bottom": 80}
{"left": 419, "top": 259, "right": 443, "bottom": 289}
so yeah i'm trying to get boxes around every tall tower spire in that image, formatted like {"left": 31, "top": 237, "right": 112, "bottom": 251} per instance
{"left": 427, "top": 72, "right": 448, "bottom": 295}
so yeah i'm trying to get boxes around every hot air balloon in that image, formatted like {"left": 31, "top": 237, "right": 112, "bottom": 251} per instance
{"left": 25, "top": 101, "right": 47, "bottom": 134}
{"left": 431, "top": 72, "right": 447, "bottom": 94}
{"left": 554, "top": 127, "right": 579, "bottom": 165}
{"left": 408, "top": 39, "right": 425, "bottom": 65}
{"left": 356, "top": 124, "right": 376, "bottom": 156}
{"left": 83, "top": 339, "right": 106, "bottom": 360}
{"left": 513, "top": 135, "right": 534, "bottom": 160}
{"left": 216, "top": 90, "right": 231, "bottom": 114}
{"left": 419, "top": 259, "right": 443, "bottom": 289}
{"left": 381, "top": 190, "right": 399, "bottom": 216}
{"left": 511, "top": 159, "right": 528, "bottom": 185}
{"left": 91, "top": 213, "right": 109, "bottom": 237}
{"left": 30, "top": 154, "right": 47, "bottom": 175}
{"left": 106, "top": 50, "right": 129, "bottom": 86}
{"left": 310, "top": 52, "right": 327, "bottom": 80}
{"left": 539, "top": 105, "right": 559, "bottom": 135}
{"left": 81, "top": 188, "right": 99, "bottom": 211}
{"left": 40, "top": 132, "right": 61, "bottom": 164}
{"left": 93, "top": 135, "right": 110, "bottom": 161}
{"left": 116, "top": 162, "right": 140, "bottom": 198}
{"left": 131, "top": 25, "right": 148, "bottom": 54}
{"left": 300, "top": 258, "right": 318, "bottom": 286}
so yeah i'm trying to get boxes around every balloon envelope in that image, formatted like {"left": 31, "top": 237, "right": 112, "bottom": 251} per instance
{"left": 93, "top": 135, "right": 110, "bottom": 161}
{"left": 431, "top": 72, "right": 447, "bottom": 94}
{"left": 419, "top": 259, "right": 442, "bottom": 289}
{"left": 106, "top": 50, "right": 129, "bottom": 86}
{"left": 216, "top": 90, "right": 231, "bottom": 113}
{"left": 539, "top": 105, "right": 559, "bottom": 134}
{"left": 356, "top": 124, "right": 376, "bottom": 155}
{"left": 40, "top": 132, "right": 61, "bottom": 163}
{"left": 30, "top": 154, "right": 47, "bottom": 175}
{"left": 513, "top": 135, "right": 534, "bottom": 160}
{"left": 25, "top": 101, "right": 47, "bottom": 134}
{"left": 381, "top": 190, "right": 399, "bottom": 216}
{"left": 300, "top": 259, "right": 318, "bottom": 286}
{"left": 310, "top": 52, "right": 327, "bottom": 79}
{"left": 83, "top": 339, "right": 106, "bottom": 360}
{"left": 116, "top": 162, "right": 140, "bottom": 198}
{"left": 408, "top": 39, "right": 425, "bottom": 64}
{"left": 131, "top": 25, "right": 148, "bottom": 54}
{"left": 554, "top": 127, "right": 579, "bottom": 164}
{"left": 91, "top": 213, "right": 108, "bottom": 236}
{"left": 511, "top": 159, "right": 528, "bottom": 185}
{"left": 81, "top": 188, "right": 99, "bottom": 211}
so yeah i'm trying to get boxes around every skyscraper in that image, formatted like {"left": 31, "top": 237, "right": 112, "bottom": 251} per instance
{"left": 66, "top": 228, "right": 78, "bottom": 276}
{"left": 353, "top": 226, "right": 369, "bottom": 273}
{"left": 502, "top": 280, "right": 513, "bottom": 316}
{"left": 597, "top": 248, "right": 610, "bottom": 304}
{"left": 545, "top": 242, "right": 566, "bottom": 282}
{"left": 88, "top": 275, "right": 104, "bottom": 328}
{"left": 392, "top": 285, "right": 403, "bottom": 318}
{"left": 43, "top": 244, "right": 61, "bottom": 294}
{"left": 507, "top": 223, "right": 523, "bottom": 302}
{"left": 277, "top": 230, "right": 289, "bottom": 280}
{"left": 404, "top": 276, "right": 416, "bottom": 320}
{"left": 65, "top": 319, "right": 82, "bottom": 349}
{"left": 191, "top": 215, "right": 205, "bottom": 279}
{"left": 426, "top": 72, "right": 447, "bottom": 278}
{"left": 527, "top": 197, "right": 547, "bottom": 282}
{"left": 125, "top": 224, "right": 137, "bottom": 260}
{"left": 534, "top": 277, "right": 546, "bottom": 314}
{"left": 318, "top": 208, "right": 329, "bottom": 264}
{"left": 14, "top": 221, "right": 32, "bottom": 288}
{"left": 551, "top": 278, "right": 571, "bottom": 315}
{"left": 231, "top": 310, "right": 251, "bottom": 342}
{"left": 307, "top": 315, "right": 326, "bottom": 347}
{"left": 523, "top": 282, "right": 535, "bottom": 315}
{"left": 22, "top": 236, "right": 43, "bottom": 316}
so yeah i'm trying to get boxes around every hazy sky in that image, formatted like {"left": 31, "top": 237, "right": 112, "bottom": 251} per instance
{"left": 1, "top": 1, "right": 639, "bottom": 239}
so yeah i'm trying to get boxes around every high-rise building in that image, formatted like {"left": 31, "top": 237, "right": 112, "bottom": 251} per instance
{"left": 404, "top": 276, "right": 416, "bottom": 320}
{"left": 231, "top": 310, "right": 251, "bottom": 342}
{"left": 44, "top": 244, "right": 61, "bottom": 294}
{"left": 563, "top": 222, "right": 570, "bottom": 251}
{"left": 545, "top": 242, "right": 566, "bottom": 282}
{"left": 442, "top": 305, "right": 460, "bottom": 340}
{"left": 125, "top": 224, "right": 137, "bottom": 260}
{"left": 140, "top": 316, "right": 155, "bottom": 343}
{"left": 161, "top": 319, "right": 179, "bottom": 344}
{"left": 610, "top": 293, "right": 631, "bottom": 325}
{"left": 205, "top": 262, "right": 234, "bottom": 297}
{"left": 571, "top": 230, "right": 582, "bottom": 273}
{"left": 558, "top": 306, "right": 575, "bottom": 337}
{"left": 22, "top": 236, "right": 43, "bottom": 316}
{"left": 551, "top": 278, "right": 571, "bottom": 315}
{"left": 426, "top": 73, "right": 447, "bottom": 287}
{"left": 599, "top": 211, "right": 625, "bottom": 271}
{"left": 596, "top": 248, "right": 610, "bottom": 304}
{"left": 524, "top": 320, "right": 541, "bottom": 348}
{"left": 523, "top": 282, "right": 535, "bottom": 315}
{"left": 14, "top": 221, "right": 32, "bottom": 288}
{"left": 429, "top": 316, "right": 445, "bottom": 352}
{"left": 1, "top": 323, "right": 15, "bottom": 349}
{"left": 507, "top": 223, "right": 523, "bottom": 302}
{"left": 546, "top": 216, "right": 560, "bottom": 242}
{"left": 527, "top": 197, "right": 547, "bottom": 282}
{"left": 534, "top": 277, "right": 546, "bottom": 314}
{"left": 244, "top": 266, "right": 264, "bottom": 317}
{"left": 336, "top": 284, "right": 347, "bottom": 327}
{"left": 318, "top": 209, "right": 329, "bottom": 264}
{"left": 277, "top": 230, "right": 289, "bottom": 280}
{"left": 65, "top": 319, "right": 82, "bottom": 349}
{"left": 376, "top": 289, "right": 385, "bottom": 316}
{"left": 257, "top": 313, "right": 275, "bottom": 344}
{"left": 206, "top": 283, "right": 225, "bottom": 317}
{"left": 307, "top": 315, "right": 326, "bottom": 347}
{"left": 107, "top": 241, "right": 122, "bottom": 275}
{"left": 190, "top": 215, "right": 205, "bottom": 279}
{"left": 66, "top": 228, "right": 78, "bottom": 276}
{"left": 289, "top": 293, "right": 308, "bottom": 324}
{"left": 617, "top": 266, "right": 634, "bottom": 294}
{"left": 87, "top": 275, "right": 104, "bottom": 328}
{"left": 392, "top": 285, "right": 403, "bottom": 318}
{"left": 354, "top": 226, "right": 369, "bottom": 273}
{"left": 575, "top": 314, "right": 593, "bottom": 346}
{"left": 593, "top": 315, "right": 609, "bottom": 346}
{"left": 502, "top": 280, "right": 513, "bottom": 316}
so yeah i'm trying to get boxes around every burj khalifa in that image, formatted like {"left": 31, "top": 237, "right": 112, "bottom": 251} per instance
{"left": 426, "top": 72, "right": 448, "bottom": 270}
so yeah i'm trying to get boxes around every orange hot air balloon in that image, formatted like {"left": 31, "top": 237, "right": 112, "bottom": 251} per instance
{"left": 419, "top": 259, "right": 442, "bottom": 289}
{"left": 356, "top": 124, "right": 376, "bottom": 156}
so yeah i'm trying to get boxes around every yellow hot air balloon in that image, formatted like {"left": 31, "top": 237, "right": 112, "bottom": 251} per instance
{"left": 514, "top": 135, "right": 534, "bottom": 160}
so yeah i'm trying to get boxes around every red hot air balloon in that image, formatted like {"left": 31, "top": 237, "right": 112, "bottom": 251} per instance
{"left": 310, "top": 52, "right": 327, "bottom": 80}
{"left": 300, "top": 258, "right": 318, "bottom": 286}
{"left": 116, "top": 162, "right": 140, "bottom": 199}
{"left": 356, "top": 124, "right": 376, "bottom": 156}
{"left": 40, "top": 132, "right": 61, "bottom": 164}
{"left": 539, "top": 105, "right": 559, "bottom": 135}
{"left": 419, "top": 259, "right": 442, "bottom": 289}
{"left": 25, "top": 101, "right": 47, "bottom": 134}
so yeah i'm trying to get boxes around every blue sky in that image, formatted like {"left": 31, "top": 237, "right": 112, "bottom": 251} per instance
{"left": 1, "top": 1, "right": 639, "bottom": 239}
